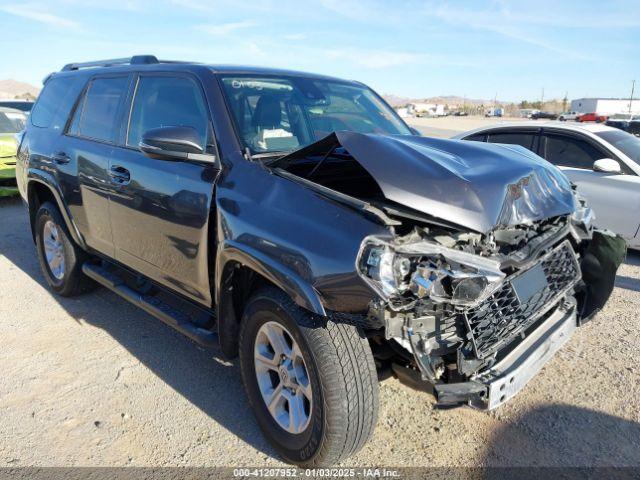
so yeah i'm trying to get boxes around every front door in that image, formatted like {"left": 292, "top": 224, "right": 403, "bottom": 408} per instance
{"left": 540, "top": 131, "right": 639, "bottom": 241}
{"left": 107, "top": 73, "right": 217, "bottom": 305}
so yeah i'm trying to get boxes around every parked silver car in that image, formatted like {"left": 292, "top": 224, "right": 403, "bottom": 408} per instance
{"left": 454, "top": 122, "right": 640, "bottom": 249}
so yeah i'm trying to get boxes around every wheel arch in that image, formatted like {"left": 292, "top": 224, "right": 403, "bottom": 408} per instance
{"left": 215, "top": 240, "right": 326, "bottom": 358}
{"left": 26, "top": 172, "right": 86, "bottom": 249}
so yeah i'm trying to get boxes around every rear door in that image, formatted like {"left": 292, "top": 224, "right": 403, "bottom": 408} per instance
{"left": 63, "top": 74, "right": 131, "bottom": 256}
{"left": 539, "top": 130, "right": 638, "bottom": 240}
{"left": 107, "top": 72, "right": 217, "bottom": 305}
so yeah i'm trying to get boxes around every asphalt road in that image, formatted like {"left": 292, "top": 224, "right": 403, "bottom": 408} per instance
{"left": 1, "top": 195, "right": 639, "bottom": 467}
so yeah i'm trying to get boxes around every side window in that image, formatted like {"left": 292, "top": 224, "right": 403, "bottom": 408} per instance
{"left": 465, "top": 133, "right": 486, "bottom": 142}
{"left": 487, "top": 132, "right": 535, "bottom": 151}
{"left": 543, "top": 134, "right": 603, "bottom": 168}
{"left": 127, "top": 76, "right": 208, "bottom": 149}
{"left": 31, "top": 76, "right": 85, "bottom": 130}
{"left": 69, "top": 76, "right": 129, "bottom": 142}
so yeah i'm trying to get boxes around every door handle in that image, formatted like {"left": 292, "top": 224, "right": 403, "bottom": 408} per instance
{"left": 52, "top": 152, "right": 71, "bottom": 164}
{"left": 109, "top": 165, "right": 131, "bottom": 184}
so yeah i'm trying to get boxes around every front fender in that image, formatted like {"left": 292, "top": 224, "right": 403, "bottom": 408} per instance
{"left": 216, "top": 239, "right": 326, "bottom": 316}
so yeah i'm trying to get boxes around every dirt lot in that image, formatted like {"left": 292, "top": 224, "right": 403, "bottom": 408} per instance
{"left": 1, "top": 195, "right": 640, "bottom": 467}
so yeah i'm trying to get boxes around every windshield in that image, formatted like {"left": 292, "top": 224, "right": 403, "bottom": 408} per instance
{"left": 219, "top": 75, "right": 412, "bottom": 155}
{"left": 596, "top": 129, "right": 640, "bottom": 167}
{"left": 0, "top": 111, "right": 26, "bottom": 134}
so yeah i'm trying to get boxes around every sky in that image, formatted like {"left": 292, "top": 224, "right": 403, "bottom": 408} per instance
{"left": 0, "top": 0, "right": 638, "bottom": 102}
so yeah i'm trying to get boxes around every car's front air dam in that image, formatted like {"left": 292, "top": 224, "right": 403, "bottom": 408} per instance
{"left": 434, "top": 302, "right": 577, "bottom": 409}
{"left": 476, "top": 302, "right": 577, "bottom": 410}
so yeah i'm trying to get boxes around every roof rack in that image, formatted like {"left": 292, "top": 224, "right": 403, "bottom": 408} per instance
{"left": 61, "top": 55, "right": 160, "bottom": 71}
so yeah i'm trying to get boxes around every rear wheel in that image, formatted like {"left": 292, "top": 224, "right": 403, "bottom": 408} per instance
{"left": 35, "top": 201, "right": 95, "bottom": 296}
{"left": 239, "top": 287, "right": 379, "bottom": 466}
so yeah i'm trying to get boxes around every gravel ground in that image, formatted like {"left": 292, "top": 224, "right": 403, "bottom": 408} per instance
{"left": 1, "top": 195, "right": 639, "bottom": 467}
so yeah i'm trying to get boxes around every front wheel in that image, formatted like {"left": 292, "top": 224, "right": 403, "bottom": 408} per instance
{"left": 239, "top": 287, "right": 379, "bottom": 467}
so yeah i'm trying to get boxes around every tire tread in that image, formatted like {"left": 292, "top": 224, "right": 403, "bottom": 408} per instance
{"left": 239, "top": 287, "right": 379, "bottom": 466}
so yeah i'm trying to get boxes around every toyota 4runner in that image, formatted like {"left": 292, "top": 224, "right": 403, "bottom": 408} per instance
{"left": 16, "top": 55, "right": 625, "bottom": 466}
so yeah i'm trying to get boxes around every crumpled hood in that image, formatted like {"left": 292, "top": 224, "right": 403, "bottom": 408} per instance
{"left": 0, "top": 134, "right": 17, "bottom": 159}
{"left": 277, "top": 131, "right": 576, "bottom": 233}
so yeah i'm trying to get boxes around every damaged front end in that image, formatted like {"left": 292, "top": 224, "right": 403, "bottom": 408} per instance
{"left": 273, "top": 131, "right": 626, "bottom": 409}
{"left": 358, "top": 210, "right": 624, "bottom": 409}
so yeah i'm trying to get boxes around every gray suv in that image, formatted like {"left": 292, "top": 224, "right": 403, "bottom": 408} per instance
{"left": 16, "top": 55, "right": 625, "bottom": 466}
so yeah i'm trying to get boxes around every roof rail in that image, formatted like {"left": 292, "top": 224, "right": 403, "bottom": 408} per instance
{"left": 61, "top": 55, "right": 159, "bottom": 71}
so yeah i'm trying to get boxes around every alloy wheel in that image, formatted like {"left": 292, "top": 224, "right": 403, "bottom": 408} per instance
{"left": 43, "top": 220, "right": 65, "bottom": 280}
{"left": 254, "top": 321, "right": 313, "bottom": 434}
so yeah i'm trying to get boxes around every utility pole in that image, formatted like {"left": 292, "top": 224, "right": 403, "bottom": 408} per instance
{"left": 562, "top": 91, "right": 568, "bottom": 112}
{"left": 541, "top": 87, "right": 545, "bottom": 107}
{"left": 630, "top": 80, "right": 635, "bottom": 114}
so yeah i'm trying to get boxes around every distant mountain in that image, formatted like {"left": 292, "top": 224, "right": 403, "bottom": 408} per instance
{"left": 382, "top": 94, "right": 417, "bottom": 107}
{"left": 383, "top": 94, "right": 505, "bottom": 107}
{"left": 0, "top": 79, "right": 40, "bottom": 100}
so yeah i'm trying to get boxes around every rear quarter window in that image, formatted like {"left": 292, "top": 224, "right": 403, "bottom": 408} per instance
{"left": 30, "top": 76, "right": 85, "bottom": 130}
{"left": 487, "top": 132, "right": 535, "bottom": 151}
{"left": 464, "top": 133, "right": 486, "bottom": 142}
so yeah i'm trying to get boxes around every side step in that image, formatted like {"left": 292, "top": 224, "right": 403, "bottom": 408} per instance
{"left": 82, "top": 262, "right": 218, "bottom": 347}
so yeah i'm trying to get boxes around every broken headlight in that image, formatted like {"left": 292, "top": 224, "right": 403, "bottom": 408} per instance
{"left": 570, "top": 189, "right": 594, "bottom": 240}
{"left": 358, "top": 237, "right": 506, "bottom": 307}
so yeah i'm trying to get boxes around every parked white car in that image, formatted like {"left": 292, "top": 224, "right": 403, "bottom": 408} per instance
{"left": 558, "top": 111, "right": 580, "bottom": 121}
{"left": 454, "top": 122, "right": 640, "bottom": 249}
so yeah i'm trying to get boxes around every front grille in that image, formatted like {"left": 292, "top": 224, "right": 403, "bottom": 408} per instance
{"left": 463, "top": 240, "right": 580, "bottom": 359}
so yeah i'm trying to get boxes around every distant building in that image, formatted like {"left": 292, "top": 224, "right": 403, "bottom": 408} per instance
{"left": 408, "top": 103, "right": 445, "bottom": 116}
{"left": 394, "top": 107, "right": 410, "bottom": 118}
{"left": 570, "top": 98, "right": 639, "bottom": 115}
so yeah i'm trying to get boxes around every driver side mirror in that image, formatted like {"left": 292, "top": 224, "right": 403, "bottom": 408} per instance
{"left": 139, "top": 126, "right": 218, "bottom": 166}
{"left": 592, "top": 158, "right": 621, "bottom": 174}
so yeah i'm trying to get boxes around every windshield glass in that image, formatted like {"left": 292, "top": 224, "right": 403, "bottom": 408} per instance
{"left": 0, "top": 111, "right": 27, "bottom": 134}
{"left": 596, "top": 129, "right": 640, "bottom": 166}
{"left": 219, "top": 75, "right": 411, "bottom": 154}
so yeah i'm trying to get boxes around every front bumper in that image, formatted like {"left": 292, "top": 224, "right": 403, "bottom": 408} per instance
{"left": 475, "top": 302, "right": 576, "bottom": 409}
{"left": 434, "top": 302, "right": 577, "bottom": 409}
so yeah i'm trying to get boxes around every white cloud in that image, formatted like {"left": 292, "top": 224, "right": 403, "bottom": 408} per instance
{"left": 428, "top": 3, "right": 597, "bottom": 60}
{"left": 170, "top": 0, "right": 214, "bottom": 12}
{"left": 283, "top": 33, "right": 306, "bottom": 41}
{"left": 325, "top": 48, "right": 426, "bottom": 68}
{"left": 322, "top": 47, "right": 479, "bottom": 69}
{"left": 0, "top": 3, "right": 80, "bottom": 29}
{"left": 196, "top": 20, "right": 258, "bottom": 36}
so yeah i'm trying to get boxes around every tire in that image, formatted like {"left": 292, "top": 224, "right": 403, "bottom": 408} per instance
{"left": 239, "top": 287, "right": 379, "bottom": 467}
{"left": 35, "top": 201, "right": 95, "bottom": 296}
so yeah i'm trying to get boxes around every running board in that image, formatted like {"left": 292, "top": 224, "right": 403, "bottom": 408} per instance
{"left": 82, "top": 262, "right": 218, "bottom": 347}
